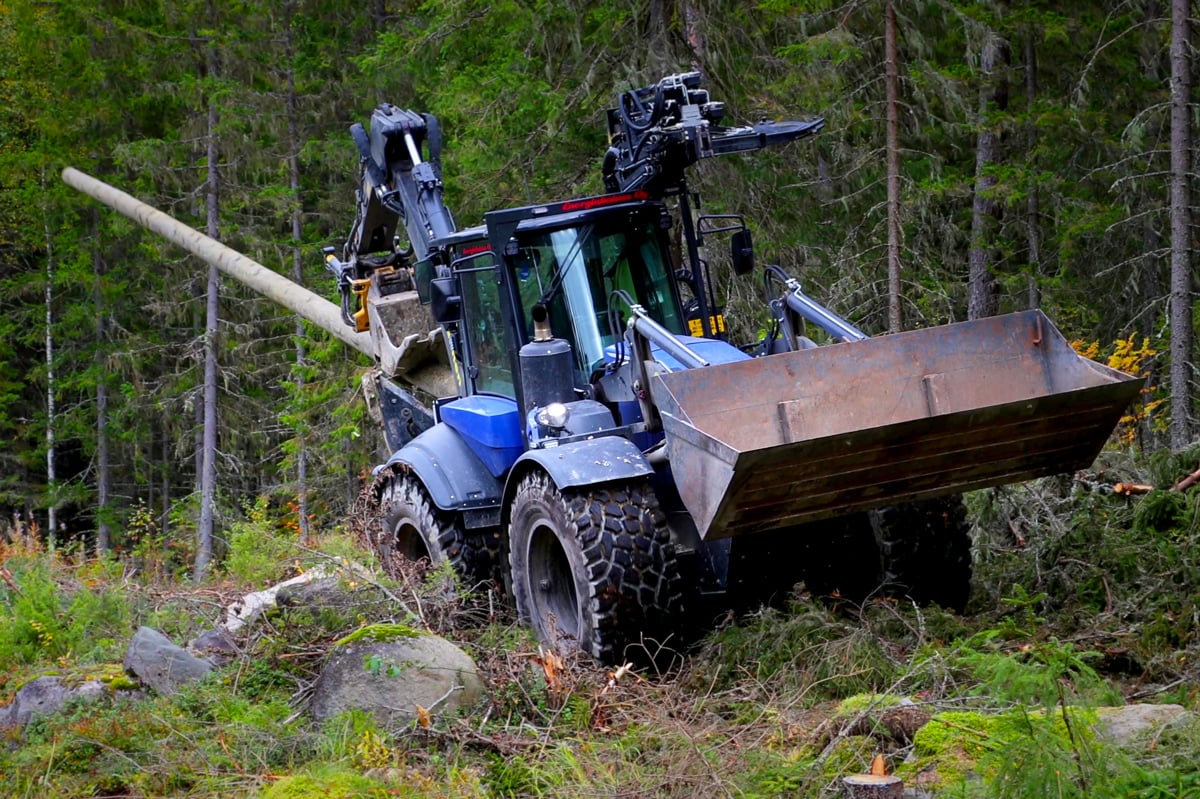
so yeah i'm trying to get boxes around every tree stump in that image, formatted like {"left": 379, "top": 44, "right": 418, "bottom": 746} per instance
{"left": 842, "top": 773, "right": 903, "bottom": 799}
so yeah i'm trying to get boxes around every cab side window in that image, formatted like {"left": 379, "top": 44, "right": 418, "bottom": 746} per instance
{"left": 457, "top": 261, "right": 514, "bottom": 397}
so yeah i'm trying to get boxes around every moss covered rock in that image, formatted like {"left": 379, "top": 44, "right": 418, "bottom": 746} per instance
{"left": 310, "top": 630, "right": 484, "bottom": 727}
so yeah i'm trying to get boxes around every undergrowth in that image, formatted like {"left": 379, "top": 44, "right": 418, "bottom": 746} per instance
{"left": 1, "top": 456, "right": 1199, "bottom": 798}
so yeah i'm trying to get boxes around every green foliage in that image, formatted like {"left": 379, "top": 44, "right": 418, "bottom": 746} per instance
{"left": 906, "top": 702, "right": 1191, "bottom": 799}
{"left": 1133, "top": 490, "right": 1193, "bottom": 536}
{"left": 688, "top": 601, "right": 896, "bottom": 700}
{"left": 127, "top": 498, "right": 198, "bottom": 582}
{"left": 237, "top": 658, "right": 294, "bottom": 702}
{"left": 945, "top": 634, "right": 1120, "bottom": 708}
{"left": 224, "top": 495, "right": 300, "bottom": 586}
{"left": 316, "top": 709, "right": 387, "bottom": 762}
{"left": 968, "top": 468, "right": 1200, "bottom": 681}
{"left": 259, "top": 764, "right": 391, "bottom": 799}
{"left": 976, "top": 709, "right": 1142, "bottom": 799}
{"left": 334, "top": 622, "right": 421, "bottom": 647}
{"left": 485, "top": 752, "right": 541, "bottom": 797}
{"left": 362, "top": 652, "right": 406, "bottom": 679}
{"left": 0, "top": 556, "right": 129, "bottom": 667}
{"left": 0, "top": 512, "right": 1197, "bottom": 798}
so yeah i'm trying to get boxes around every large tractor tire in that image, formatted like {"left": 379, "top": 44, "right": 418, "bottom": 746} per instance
{"left": 796, "top": 513, "right": 881, "bottom": 604}
{"left": 872, "top": 496, "right": 972, "bottom": 611}
{"left": 799, "top": 495, "right": 972, "bottom": 612}
{"left": 507, "top": 472, "right": 682, "bottom": 665}
{"left": 373, "top": 472, "right": 497, "bottom": 586}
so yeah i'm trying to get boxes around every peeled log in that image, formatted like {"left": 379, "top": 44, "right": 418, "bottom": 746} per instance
{"left": 62, "top": 167, "right": 373, "bottom": 358}
{"left": 842, "top": 774, "right": 903, "bottom": 799}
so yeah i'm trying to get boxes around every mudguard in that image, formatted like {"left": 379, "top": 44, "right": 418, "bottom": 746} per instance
{"left": 382, "top": 422, "right": 503, "bottom": 512}
{"left": 508, "top": 435, "right": 654, "bottom": 497}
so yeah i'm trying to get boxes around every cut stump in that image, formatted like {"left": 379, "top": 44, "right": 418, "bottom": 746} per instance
{"left": 843, "top": 773, "right": 903, "bottom": 799}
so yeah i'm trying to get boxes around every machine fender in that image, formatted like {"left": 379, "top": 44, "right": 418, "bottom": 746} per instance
{"left": 381, "top": 422, "right": 502, "bottom": 512}
{"left": 502, "top": 436, "right": 654, "bottom": 521}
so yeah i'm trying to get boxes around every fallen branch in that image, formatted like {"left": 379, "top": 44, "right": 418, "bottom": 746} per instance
{"left": 1172, "top": 465, "right": 1200, "bottom": 493}
{"left": 1108, "top": 462, "right": 1200, "bottom": 496}
{"left": 1007, "top": 520, "right": 1027, "bottom": 547}
{"left": 221, "top": 568, "right": 332, "bottom": 634}
{"left": 0, "top": 567, "right": 22, "bottom": 596}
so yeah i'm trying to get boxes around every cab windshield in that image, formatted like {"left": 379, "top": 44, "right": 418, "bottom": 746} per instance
{"left": 510, "top": 211, "right": 685, "bottom": 382}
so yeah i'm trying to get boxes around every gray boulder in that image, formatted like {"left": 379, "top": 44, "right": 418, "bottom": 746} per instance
{"left": 310, "top": 630, "right": 485, "bottom": 727}
{"left": 188, "top": 628, "right": 240, "bottom": 667}
{"left": 1095, "top": 703, "right": 1190, "bottom": 745}
{"left": 276, "top": 575, "right": 349, "bottom": 609}
{"left": 0, "top": 676, "right": 104, "bottom": 731}
{"left": 124, "top": 626, "right": 214, "bottom": 695}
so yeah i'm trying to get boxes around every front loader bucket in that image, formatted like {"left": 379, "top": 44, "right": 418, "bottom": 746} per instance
{"left": 653, "top": 310, "right": 1142, "bottom": 540}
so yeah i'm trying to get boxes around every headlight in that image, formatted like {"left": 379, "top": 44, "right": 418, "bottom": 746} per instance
{"left": 536, "top": 402, "right": 570, "bottom": 430}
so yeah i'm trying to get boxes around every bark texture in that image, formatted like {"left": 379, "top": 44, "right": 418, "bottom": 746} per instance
{"left": 968, "top": 33, "right": 1010, "bottom": 321}
{"left": 1169, "top": 0, "right": 1194, "bottom": 447}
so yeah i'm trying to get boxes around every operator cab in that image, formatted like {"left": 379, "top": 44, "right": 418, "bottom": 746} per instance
{"left": 504, "top": 202, "right": 685, "bottom": 384}
{"left": 416, "top": 193, "right": 711, "bottom": 472}
{"left": 445, "top": 195, "right": 688, "bottom": 402}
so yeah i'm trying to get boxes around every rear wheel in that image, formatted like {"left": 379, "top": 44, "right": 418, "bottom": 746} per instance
{"left": 873, "top": 496, "right": 972, "bottom": 611}
{"left": 373, "top": 472, "right": 495, "bottom": 585}
{"left": 797, "top": 513, "right": 881, "bottom": 603}
{"left": 508, "top": 472, "right": 681, "bottom": 664}
{"left": 799, "top": 496, "right": 972, "bottom": 612}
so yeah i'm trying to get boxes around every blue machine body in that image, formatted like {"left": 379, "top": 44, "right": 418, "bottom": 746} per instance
{"left": 439, "top": 395, "right": 524, "bottom": 478}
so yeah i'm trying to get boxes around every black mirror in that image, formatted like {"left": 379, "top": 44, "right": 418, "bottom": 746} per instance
{"left": 731, "top": 228, "right": 755, "bottom": 276}
{"left": 414, "top": 259, "right": 435, "bottom": 304}
{"left": 430, "top": 276, "right": 461, "bottom": 323}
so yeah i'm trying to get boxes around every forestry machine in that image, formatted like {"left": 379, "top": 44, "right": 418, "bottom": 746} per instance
{"left": 63, "top": 72, "right": 1142, "bottom": 664}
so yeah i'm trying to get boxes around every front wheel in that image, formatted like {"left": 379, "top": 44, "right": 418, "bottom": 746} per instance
{"left": 507, "top": 472, "right": 681, "bottom": 665}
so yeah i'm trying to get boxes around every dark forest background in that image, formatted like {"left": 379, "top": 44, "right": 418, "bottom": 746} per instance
{"left": 1, "top": 0, "right": 1196, "bottom": 566}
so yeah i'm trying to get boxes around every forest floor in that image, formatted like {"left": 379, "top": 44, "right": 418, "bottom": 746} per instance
{"left": 1, "top": 445, "right": 1199, "bottom": 798}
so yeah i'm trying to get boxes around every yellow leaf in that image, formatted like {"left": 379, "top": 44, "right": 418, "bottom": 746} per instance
{"left": 415, "top": 704, "right": 431, "bottom": 728}
{"left": 535, "top": 645, "right": 564, "bottom": 693}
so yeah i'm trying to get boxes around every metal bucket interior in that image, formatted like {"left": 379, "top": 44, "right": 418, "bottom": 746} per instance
{"left": 653, "top": 310, "right": 1143, "bottom": 540}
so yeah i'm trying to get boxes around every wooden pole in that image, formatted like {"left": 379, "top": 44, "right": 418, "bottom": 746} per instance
{"left": 61, "top": 167, "right": 373, "bottom": 358}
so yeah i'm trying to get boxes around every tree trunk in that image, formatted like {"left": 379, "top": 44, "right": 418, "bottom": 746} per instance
{"left": 884, "top": 0, "right": 902, "bottom": 333}
{"left": 285, "top": 1, "right": 311, "bottom": 544}
{"left": 842, "top": 774, "right": 903, "bottom": 799}
{"left": 683, "top": 2, "right": 705, "bottom": 73}
{"left": 648, "top": 0, "right": 673, "bottom": 75}
{"left": 93, "top": 212, "right": 112, "bottom": 554}
{"left": 42, "top": 169, "right": 57, "bottom": 551}
{"left": 195, "top": 35, "right": 220, "bottom": 581}
{"left": 1169, "top": 0, "right": 1194, "bottom": 448}
{"left": 968, "top": 33, "right": 1009, "bottom": 321}
{"left": 1024, "top": 30, "right": 1041, "bottom": 311}
{"left": 161, "top": 427, "right": 171, "bottom": 539}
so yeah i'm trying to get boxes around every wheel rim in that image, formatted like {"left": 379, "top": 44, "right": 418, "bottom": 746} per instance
{"left": 527, "top": 520, "right": 580, "bottom": 641}
{"left": 392, "top": 517, "right": 432, "bottom": 564}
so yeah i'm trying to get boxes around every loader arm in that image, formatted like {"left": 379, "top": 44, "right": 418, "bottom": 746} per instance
{"left": 344, "top": 106, "right": 455, "bottom": 266}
